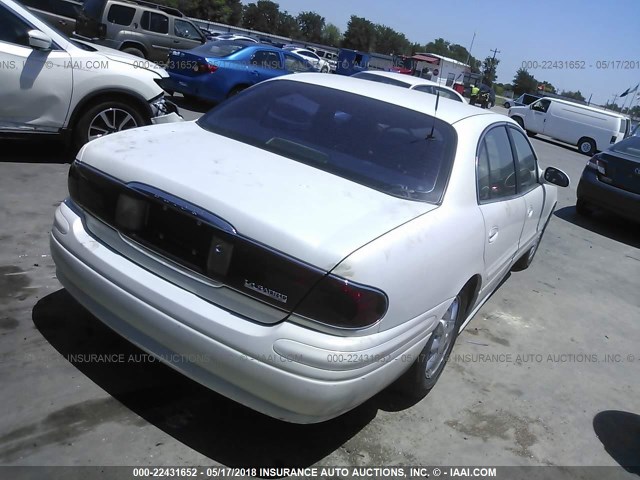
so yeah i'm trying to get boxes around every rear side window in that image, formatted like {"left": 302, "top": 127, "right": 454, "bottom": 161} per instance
{"left": 107, "top": 4, "right": 135, "bottom": 25}
{"left": 508, "top": 127, "right": 539, "bottom": 194}
{"left": 251, "top": 50, "right": 282, "bottom": 69}
{"left": 477, "top": 126, "right": 516, "bottom": 200}
{"left": 198, "top": 80, "right": 458, "bottom": 203}
{"left": 283, "top": 54, "right": 308, "bottom": 73}
{"left": 141, "top": 11, "right": 168, "bottom": 34}
{"left": 434, "top": 87, "right": 462, "bottom": 102}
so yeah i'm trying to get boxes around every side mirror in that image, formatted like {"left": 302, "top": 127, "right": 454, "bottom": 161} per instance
{"left": 543, "top": 166, "right": 570, "bottom": 187}
{"left": 28, "top": 30, "right": 52, "bottom": 50}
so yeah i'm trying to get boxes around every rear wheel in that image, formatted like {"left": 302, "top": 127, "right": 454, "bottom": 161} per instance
{"left": 526, "top": 130, "right": 537, "bottom": 137}
{"left": 578, "top": 137, "right": 596, "bottom": 156}
{"left": 394, "top": 292, "right": 468, "bottom": 398}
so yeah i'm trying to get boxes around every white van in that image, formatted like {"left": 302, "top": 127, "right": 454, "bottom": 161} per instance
{"left": 509, "top": 98, "right": 631, "bottom": 155}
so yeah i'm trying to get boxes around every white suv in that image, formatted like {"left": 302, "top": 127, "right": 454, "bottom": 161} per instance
{"left": 0, "top": 0, "right": 181, "bottom": 150}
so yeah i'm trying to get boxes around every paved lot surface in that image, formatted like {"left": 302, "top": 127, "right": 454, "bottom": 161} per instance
{"left": 0, "top": 102, "right": 638, "bottom": 475}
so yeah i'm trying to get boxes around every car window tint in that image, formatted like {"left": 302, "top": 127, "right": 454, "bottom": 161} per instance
{"left": 413, "top": 85, "right": 436, "bottom": 95}
{"left": 107, "top": 4, "right": 135, "bottom": 25}
{"left": 251, "top": 50, "right": 282, "bottom": 69}
{"left": 141, "top": 11, "right": 168, "bottom": 34}
{"left": 174, "top": 19, "right": 201, "bottom": 40}
{"left": 477, "top": 140, "right": 491, "bottom": 201}
{"left": 482, "top": 126, "right": 516, "bottom": 199}
{"left": 0, "top": 4, "right": 31, "bottom": 46}
{"left": 283, "top": 54, "right": 308, "bottom": 72}
{"left": 197, "top": 80, "right": 458, "bottom": 204}
{"left": 509, "top": 127, "right": 539, "bottom": 193}
{"left": 353, "top": 72, "right": 411, "bottom": 88}
{"left": 435, "top": 87, "right": 462, "bottom": 102}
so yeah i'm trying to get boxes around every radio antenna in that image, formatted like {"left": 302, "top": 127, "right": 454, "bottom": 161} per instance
{"left": 427, "top": 90, "right": 440, "bottom": 139}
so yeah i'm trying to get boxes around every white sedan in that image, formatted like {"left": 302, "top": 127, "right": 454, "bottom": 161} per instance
{"left": 51, "top": 74, "right": 569, "bottom": 423}
{"left": 284, "top": 47, "right": 331, "bottom": 73}
{"left": 353, "top": 70, "right": 467, "bottom": 103}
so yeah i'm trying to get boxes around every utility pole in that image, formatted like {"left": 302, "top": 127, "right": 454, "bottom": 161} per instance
{"left": 464, "top": 32, "right": 476, "bottom": 67}
{"left": 490, "top": 48, "right": 501, "bottom": 61}
{"left": 485, "top": 48, "right": 500, "bottom": 85}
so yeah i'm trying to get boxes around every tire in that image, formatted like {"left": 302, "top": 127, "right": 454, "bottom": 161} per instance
{"left": 393, "top": 292, "right": 468, "bottom": 398}
{"left": 122, "top": 47, "right": 145, "bottom": 58}
{"left": 321, "top": 66, "right": 329, "bottom": 73}
{"left": 526, "top": 130, "right": 537, "bottom": 137}
{"left": 73, "top": 100, "right": 146, "bottom": 151}
{"left": 578, "top": 138, "right": 596, "bottom": 156}
{"left": 512, "top": 210, "right": 552, "bottom": 271}
{"left": 513, "top": 116, "right": 525, "bottom": 130}
{"left": 503, "top": 102, "right": 511, "bottom": 108}
{"left": 576, "top": 198, "right": 591, "bottom": 217}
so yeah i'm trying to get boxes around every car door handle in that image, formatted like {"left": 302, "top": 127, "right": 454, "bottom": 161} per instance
{"left": 488, "top": 227, "right": 499, "bottom": 243}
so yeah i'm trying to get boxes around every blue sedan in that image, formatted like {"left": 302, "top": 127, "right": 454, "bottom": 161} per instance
{"left": 164, "top": 41, "right": 315, "bottom": 103}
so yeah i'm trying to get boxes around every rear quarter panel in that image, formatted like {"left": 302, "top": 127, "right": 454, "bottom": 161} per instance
{"left": 332, "top": 116, "right": 491, "bottom": 332}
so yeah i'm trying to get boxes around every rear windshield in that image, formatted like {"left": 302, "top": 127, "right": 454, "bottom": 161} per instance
{"left": 195, "top": 41, "right": 248, "bottom": 57}
{"left": 197, "top": 80, "right": 457, "bottom": 203}
{"left": 353, "top": 72, "right": 412, "bottom": 89}
{"left": 610, "top": 136, "right": 640, "bottom": 159}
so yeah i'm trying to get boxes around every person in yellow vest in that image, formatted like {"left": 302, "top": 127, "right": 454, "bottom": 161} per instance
{"left": 470, "top": 85, "right": 480, "bottom": 105}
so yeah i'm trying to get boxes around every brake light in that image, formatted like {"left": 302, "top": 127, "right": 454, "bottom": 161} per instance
{"left": 195, "top": 62, "right": 218, "bottom": 74}
{"left": 587, "top": 155, "right": 607, "bottom": 175}
{"left": 293, "top": 274, "right": 388, "bottom": 329}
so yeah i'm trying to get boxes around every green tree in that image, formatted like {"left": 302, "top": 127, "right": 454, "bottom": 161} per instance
{"left": 342, "top": 15, "right": 377, "bottom": 51}
{"left": 322, "top": 23, "right": 341, "bottom": 46}
{"left": 242, "top": 0, "right": 280, "bottom": 33}
{"left": 277, "top": 11, "right": 300, "bottom": 38}
{"left": 424, "top": 38, "right": 450, "bottom": 57}
{"left": 512, "top": 68, "right": 537, "bottom": 95}
{"left": 560, "top": 90, "right": 586, "bottom": 102}
{"left": 297, "top": 11, "right": 325, "bottom": 43}
{"left": 482, "top": 56, "right": 499, "bottom": 86}
{"left": 374, "top": 25, "right": 411, "bottom": 55}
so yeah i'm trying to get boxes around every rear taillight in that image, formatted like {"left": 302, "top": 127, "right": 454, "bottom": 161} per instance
{"left": 587, "top": 155, "right": 607, "bottom": 175}
{"left": 293, "top": 274, "right": 388, "bottom": 329}
{"left": 195, "top": 62, "right": 218, "bottom": 74}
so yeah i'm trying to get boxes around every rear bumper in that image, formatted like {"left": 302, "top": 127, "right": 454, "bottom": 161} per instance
{"left": 577, "top": 168, "right": 640, "bottom": 223}
{"left": 50, "top": 201, "right": 439, "bottom": 423}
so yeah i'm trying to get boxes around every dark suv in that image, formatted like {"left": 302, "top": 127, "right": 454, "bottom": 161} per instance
{"left": 75, "top": 0, "right": 205, "bottom": 61}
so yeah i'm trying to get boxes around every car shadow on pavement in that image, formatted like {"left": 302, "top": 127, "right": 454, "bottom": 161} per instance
{"left": 168, "top": 94, "right": 215, "bottom": 114}
{"left": 32, "top": 289, "right": 420, "bottom": 467}
{"left": 554, "top": 206, "right": 640, "bottom": 249}
{"left": 531, "top": 136, "right": 585, "bottom": 155}
{"left": 2, "top": 139, "right": 74, "bottom": 164}
{"left": 593, "top": 411, "right": 640, "bottom": 475}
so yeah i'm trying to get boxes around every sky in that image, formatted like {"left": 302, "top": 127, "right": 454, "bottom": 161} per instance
{"left": 244, "top": 0, "right": 640, "bottom": 106}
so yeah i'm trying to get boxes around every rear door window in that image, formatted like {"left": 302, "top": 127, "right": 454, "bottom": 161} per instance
{"left": 141, "top": 11, "right": 168, "bottom": 34}
{"left": 106, "top": 4, "right": 135, "bottom": 25}
{"left": 478, "top": 126, "right": 517, "bottom": 200}
{"left": 508, "top": 127, "right": 539, "bottom": 194}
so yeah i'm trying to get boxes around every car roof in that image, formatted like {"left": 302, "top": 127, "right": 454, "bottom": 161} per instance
{"left": 268, "top": 73, "right": 503, "bottom": 125}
